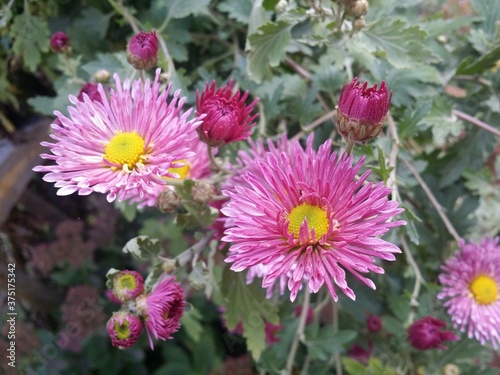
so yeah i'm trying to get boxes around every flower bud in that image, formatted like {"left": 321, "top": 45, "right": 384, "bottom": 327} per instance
{"left": 126, "top": 31, "right": 159, "bottom": 70}
{"left": 353, "top": 17, "right": 366, "bottom": 32}
{"left": 162, "top": 258, "right": 177, "bottom": 274}
{"left": 337, "top": 77, "right": 392, "bottom": 144}
{"left": 442, "top": 364, "right": 460, "bottom": 375}
{"left": 348, "top": 0, "right": 369, "bottom": 18}
{"left": 77, "top": 83, "right": 103, "bottom": 103}
{"left": 196, "top": 80, "right": 259, "bottom": 147}
{"left": 50, "top": 31, "right": 70, "bottom": 53}
{"left": 157, "top": 189, "right": 181, "bottom": 213}
{"left": 94, "top": 69, "right": 111, "bottom": 83}
{"left": 407, "top": 316, "right": 458, "bottom": 350}
{"left": 191, "top": 180, "right": 215, "bottom": 204}
{"left": 366, "top": 314, "right": 382, "bottom": 333}
{"left": 112, "top": 270, "right": 145, "bottom": 302}
{"left": 107, "top": 311, "right": 143, "bottom": 349}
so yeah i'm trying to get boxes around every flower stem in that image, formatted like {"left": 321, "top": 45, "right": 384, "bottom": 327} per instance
{"left": 452, "top": 109, "right": 500, "bottom": 137}
{"left": 401, "top": 158, "right": 462, "bottom": 244}
{"left": 174, "top": 232, "right": 214, "bottom": 268}
{"left": 291, "top": 108, "right": 337, "bottom": 142}
{"left": 400, "top": 234, "right": 425, "bottom": 326}
{"left": 344, "top": 140, "right": 355, "bottom": 155}
{"left": 285, "top": 288, "right": 310, "bottom": 374}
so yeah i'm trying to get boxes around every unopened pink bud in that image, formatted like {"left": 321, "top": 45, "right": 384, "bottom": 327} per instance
{"left": 126, "top": 31, "right": 159, "bottom": 70}
{"left": 107, "top": 311, "right": 143, "bottom": 349}
{"left": 407, "top": 316, "right": 458, "bottom": 350}
{"left": 50, "top": 31, "right": 70, "bottom": 53}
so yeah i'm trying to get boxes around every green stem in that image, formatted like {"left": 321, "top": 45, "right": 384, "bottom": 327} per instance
{"left": 344, "top": 139, "right": 355, "bottom": 155}
{"left": 400, "top": 235, "right": 425, "bottom": 326}
{"left": 401, "top": 158, "right": 462, "bottom": 244}
{"left": 285, "top": 288, "right": 310, "bottom": 374}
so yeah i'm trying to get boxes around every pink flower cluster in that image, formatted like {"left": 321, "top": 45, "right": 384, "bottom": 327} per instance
{"left": 106, "top": 271, "right": 186, "bottom": 349}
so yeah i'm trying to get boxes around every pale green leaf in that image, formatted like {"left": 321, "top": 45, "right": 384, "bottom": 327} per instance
{"left": 218, "top": 0, "right": 253, "bottom": 24}
{"left": 418, "top": 97, "right": 463, "bottom": 147}
{"left": 220, "top": 267, "right": 279, "bottom": 360}
{"left": 155, "top": 0, "right": 211, "bottom": 19}
{"left": 471, "top": 0, "right": 500, "bottom": 36}
{"left": 10, "top": 14, "right": 50, "bottom": 71}
{"left": 181, "top": 306, "right": 203, "bottom": 342}
{"left": 247, "top": 21, "right": 292, "bottom": 83}
{"left": 358, "top": 18, "right": 438, "bottom": 69}
{"left": 305, "top": 326, "right": 357, "bottom": 360}
{"left": 122, "top": 235, "right": 162, "bottom": 260}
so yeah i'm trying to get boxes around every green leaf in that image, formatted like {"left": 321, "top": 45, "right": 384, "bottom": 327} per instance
{"left": 471, "top": 0, "right": 500, "bottom": 36}
{"left": 247, "top": 21, "right": 292, "bottom": 83}
{"left": 220, "top": 267, "right": 280, "bottom": 360}
{"left": 10, "top": 14, "right": 50, "bottom": 72}
{"left": 370, "top": 146, "right": 394, "bottom": 184}
{"left": 68, "top": 8, "right": 112, "bottom": 56}
{"left": 155, "top": 0, "right": 211, "bottom": 19}
{"left": 181, "top": 306, "right": 203, "bottom": 342}
{"left": 122, "top": 235, "right": 162, "bottom": 260}
{"left": 105, "top": 268, "right": 122, "bottom": 290}
{"left": 455, "top": 45, "right": 500, "bottom": 75}
{"left": 388, "top": 294, "right": 410, "bottom": 323}
{"left": 80, "top": 52, "right": 131, "bottom": 79}
{"left": 358, "top": 18, "right": 438, "bottom": 69}
{"left": 418, "top": 97, "right": 463, "bottom": 147}
{"left": 420, "top": 16, "right": 481, "bottom": 38}
{"left": 305, "top": 326, "right": 357, "bottom": 360}
{"left": 218, "top": 0, "right": 253, "bottom": 24}
{"left": 263, "top": 0, "right": 280, "bottom": 10}
{"left": 343, "top": 357, "right": 369, "bottom": 375}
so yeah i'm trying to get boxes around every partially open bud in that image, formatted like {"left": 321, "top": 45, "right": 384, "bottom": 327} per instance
{"left": 126, "top": 31, "right": 159, "bottom": 70}
{"left": 191, "top": 180, "right": 215, "bottom": 204}
{"left": 407, "top": 316, "right": 459, "bottom": 350}
{"left": 112, "top": 270, "right": 145, "bottom": 302}
{"left": 107, "top": 311, "right": 143, "bottom": 349}
{"left": 337, "top": 77, "right": 392, "bottom": 144}
{"left": 157, "top": 189, "right": 181, "bottom": 213}
{"left": 196, "top": 80, "right": 259, "bottom": 147}
{"left": 50, "top": 31, "right": 70, "bottom": 53}
{"left": 77, "top": 83, "right": 103, "bottom": 103}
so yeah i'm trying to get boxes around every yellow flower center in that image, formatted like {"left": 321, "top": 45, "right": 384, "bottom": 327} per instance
{"left": 104, "top": 131, "right": 145, "bottom": 170}
{"left": 116, "top": 274, "right": 137, "bottom": 291}
{"left": 287, "top": 203, "right": 329, "bottom": 240}
{"left": 168, "top": 160, "right": 190, "bottom": 179}
{"left": 114, "top": 321, "right": 131, "bottom": 340}
{"left": 470, "top": 275, "right": 498, "bottom": 305}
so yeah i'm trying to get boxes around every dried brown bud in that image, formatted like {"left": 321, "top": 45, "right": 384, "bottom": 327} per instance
{"left": 348, "top": 0, "right": 369, "bottom": 18}
{"left": 191, "top": 180, "right": 215, "bottom": 204}
{"left": 353, "top": 17, "right": 366, "bottom": 32}
{"left": 157, "top": 189, "right": 181, "bottom": 212}
{"left": 162, "top": 258, "right": 177, "bottom": 274}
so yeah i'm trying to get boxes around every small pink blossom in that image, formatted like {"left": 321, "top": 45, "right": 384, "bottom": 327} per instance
{"left": 136, "top": 275, "right": 186, "bottom": 349}
{"left": 107, "top": 311, "right": 143, "bottom": 349}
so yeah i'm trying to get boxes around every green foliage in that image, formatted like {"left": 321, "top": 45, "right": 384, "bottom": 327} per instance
{"left": 220, "top": 267, "right": 280, "bottom": 360}
{"left": 304, "top": 325, "right": 357, "bottom": 361}
{"left": 122, "top": 235, "right": 162, "bottom": 260}
{"left": 10, "top": 13, "right": 50, "bottom": 71}
{"left": 247, "top": 21, "right": 292, "bottom": 83}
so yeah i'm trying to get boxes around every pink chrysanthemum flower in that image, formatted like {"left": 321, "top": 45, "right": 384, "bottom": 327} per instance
{"left": 112, "top": 270, "right": 144, "bottom": 302}
{"left": 125, "top": 135, "right": 214, "bottom": 208}
{"left": 107, "top": 311, "right": 143, "bottom": 349}
{"left": 337, "top": 78, "right": 392, "bottom": 144}
{"left": 34, "top": 69, "right": 202, "bottom": 203}
{"left": 222, "top": 137, "right": 405, "bottom": 301}
{"left": 438, "top": 236, "right": 500, "bottom": 348}
{"left": 407, "top": 316, "right": 458, "bottom": 350}
{"left": 196, "top": 80, "right": 259, "bottom": 147}
{"left": 136, "top": 275, "right": 186, "bottom": 349}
